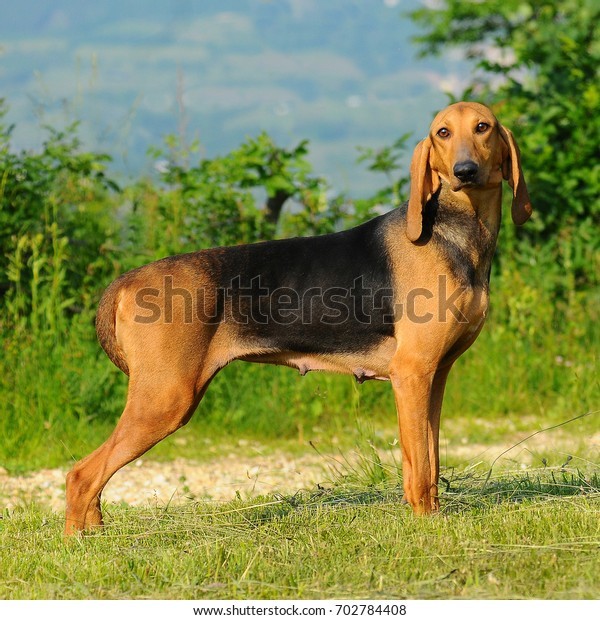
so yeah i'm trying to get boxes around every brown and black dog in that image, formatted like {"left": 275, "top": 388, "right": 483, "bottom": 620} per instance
{"left": 65, "top": 102, "right": 531, "bottom": 534}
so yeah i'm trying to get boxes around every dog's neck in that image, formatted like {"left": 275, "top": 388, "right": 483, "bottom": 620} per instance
{"left": 437, "top": 181, "right": 503, "bottom": 241}
{"left": 422, "top": 181, "right": 503, "bottom": 287}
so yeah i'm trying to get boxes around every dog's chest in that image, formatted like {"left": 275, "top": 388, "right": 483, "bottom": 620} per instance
{"left": 459, "top": 285, "right": 489, "bottom": 333}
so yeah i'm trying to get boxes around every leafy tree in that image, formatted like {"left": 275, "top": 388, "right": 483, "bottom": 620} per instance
{"left": 147, "top": 132, "right": 329, "bottom": 254}
{"left": 356, "top": 133, "right": 412, "bottom": 209}
{"left": 0, "top": 102, "right": 120, "bottom": 327}
{"left": 410, "top": 0, "right": 599, "bottom": 287}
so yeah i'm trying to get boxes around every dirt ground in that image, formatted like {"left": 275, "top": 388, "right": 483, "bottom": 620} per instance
{"left": 0, "top": 449, "right": 332, "bottom": 513}
{"left": 1, "top": 430, "right": 597, "bottom": 514}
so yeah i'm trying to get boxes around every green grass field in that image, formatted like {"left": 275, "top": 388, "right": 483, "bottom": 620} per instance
{"left": 1, "top": 468, "right": 598, "bottom": 599}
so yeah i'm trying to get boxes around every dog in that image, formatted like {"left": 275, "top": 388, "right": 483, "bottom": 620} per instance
{"left": 65, "top": 102, "right": 531, "bottom": 534}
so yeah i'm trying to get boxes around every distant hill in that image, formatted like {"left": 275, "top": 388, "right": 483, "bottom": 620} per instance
{"left": 1, "top": 0, "right": 471, "bottom": 195}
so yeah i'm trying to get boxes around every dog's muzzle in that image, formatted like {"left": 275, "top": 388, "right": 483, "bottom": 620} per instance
{"left": 453, "top": 160, "right": 479, "bottom": 184}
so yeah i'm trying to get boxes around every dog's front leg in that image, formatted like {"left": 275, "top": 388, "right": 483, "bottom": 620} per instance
{"left": 390, "top": 356, "right": 438, "bottom": 514}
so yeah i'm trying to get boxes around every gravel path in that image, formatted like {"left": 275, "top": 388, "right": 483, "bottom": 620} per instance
{"left": 0, "top": 449, "right": 331, "bottom": 513}
{"left": 2, "top": 430, "right": 597, "bottom": 514}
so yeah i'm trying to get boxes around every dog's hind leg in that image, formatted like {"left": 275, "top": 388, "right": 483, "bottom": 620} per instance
{"left": 65, "top": 363, "right": 216, "bottom": 535}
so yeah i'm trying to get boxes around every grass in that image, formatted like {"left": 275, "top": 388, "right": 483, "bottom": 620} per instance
{"left": 1, "top": 469, "right": 598, "bottom": 599}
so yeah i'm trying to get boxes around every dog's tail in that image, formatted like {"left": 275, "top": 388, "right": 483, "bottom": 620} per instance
{"left": 96, "top": 278, "right": 130, "bottom": 376}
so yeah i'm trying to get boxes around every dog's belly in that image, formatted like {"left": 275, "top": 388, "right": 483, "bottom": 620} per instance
{"left": 239, "top": 337, "right": 396, "bottom": 382}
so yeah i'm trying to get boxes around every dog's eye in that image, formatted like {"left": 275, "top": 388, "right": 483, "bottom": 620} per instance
{"left": 437, "top": 127, "right": 450, "bottom": 139}
{"left": 476, "top": 122, "right": 490, "bottom": 133}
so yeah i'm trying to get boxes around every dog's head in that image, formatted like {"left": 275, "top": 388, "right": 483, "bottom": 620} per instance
{"left": 406, "top": 101, "right": 532, "bottom": 242}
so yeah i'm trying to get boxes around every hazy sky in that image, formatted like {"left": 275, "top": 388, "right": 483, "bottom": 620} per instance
{"left": 1, "top": 0, "right": 470, "bottom": 194}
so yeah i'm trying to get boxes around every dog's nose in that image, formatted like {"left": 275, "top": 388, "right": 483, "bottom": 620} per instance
{"left": 453, "top": 160, "right": 479, "bottom": 182}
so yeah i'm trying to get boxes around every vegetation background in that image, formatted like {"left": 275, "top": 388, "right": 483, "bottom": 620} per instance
{"left": 0, "top": 0, "right": 598, "bottom": 600}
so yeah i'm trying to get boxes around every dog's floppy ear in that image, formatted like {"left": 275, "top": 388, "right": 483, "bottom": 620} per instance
{"left": 499, "top": 125, "right": 532, "bottom": 225}
{"left": 406, "top": 137, "right": 440, "bottom": 242}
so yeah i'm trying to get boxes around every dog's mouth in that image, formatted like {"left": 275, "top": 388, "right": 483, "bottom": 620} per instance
{"left": 451, "top": 177, "right": 483, "bottom": 191}
{"left": 451, "top": 180, "right": 471, "bottom": 191}
{"left": 441, "top": 172, "right": 486, "bottom": 192}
